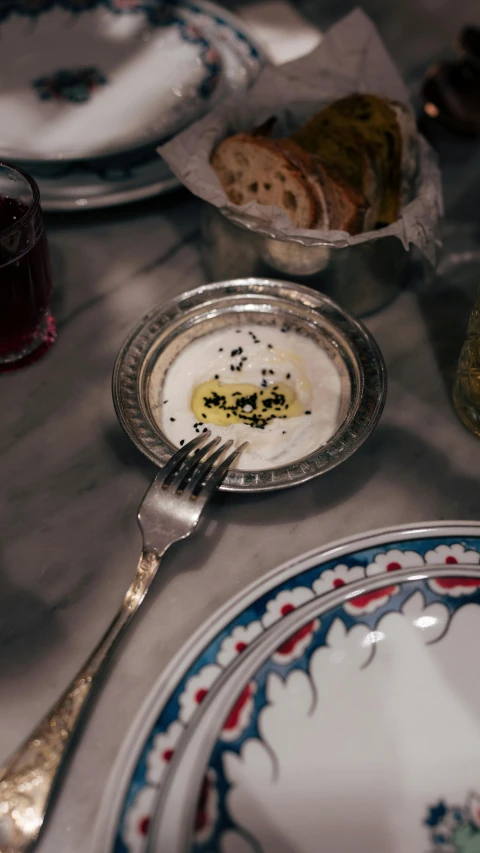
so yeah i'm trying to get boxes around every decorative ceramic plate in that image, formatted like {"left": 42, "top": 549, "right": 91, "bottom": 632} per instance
{"left": 152, "top": 562, "right": 480, "bottom": 853}
{"left": 91, "top": 521, "right": 480, "bottom": 853}
{"left": 0, "top": 0, "right": 263, "bottom": 163}
{"left": 37, "top": 151, "right": 179, "bottom": 210}
{"left": 26, "top": 0, "right": 264, "bottom": 209}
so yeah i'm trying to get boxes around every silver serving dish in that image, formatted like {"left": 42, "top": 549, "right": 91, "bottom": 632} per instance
{"left": 201, "top": 205, "right": 413, "bottom": 317}
{"left": 112, "top": 278, "right": 387, "bottom": 492}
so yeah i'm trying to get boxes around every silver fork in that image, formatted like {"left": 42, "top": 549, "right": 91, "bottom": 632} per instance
{"left": 0, "top": 432, "right": 246, "bottom": 853}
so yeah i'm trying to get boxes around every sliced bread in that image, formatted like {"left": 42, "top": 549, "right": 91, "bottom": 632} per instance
{"left": 292, "top": 120, "right": 380, "bottom": 230}
{"left": 293, "top": 93, "right": 415, "bottom": 226}
{"left": 211, "top": 133, "right": 324, "bottom": 229}
{"left": 311, "top": 94, "right": 403, "bottom": 225}
{"left": 271, "top": 139, "right": 329, "bottom": 229}
{"left": 312, "top": 159, "right": 367, "bottom": 234}
{"left": 274, "top": 138, "right": 366, "bottom": 233}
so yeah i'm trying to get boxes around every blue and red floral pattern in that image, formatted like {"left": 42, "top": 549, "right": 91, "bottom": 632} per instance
{"left": 425, "top": 793, "right": 480, "bottom": 851}
{"left": 174, "top": 20, "right": 222, "bottom": 99}
{"left": 197, "top": 577, "right": 480, "bottom": 852}
{"left": 2, "top": 0, "right": 262, "bottom": 114}
{"left": 25, "top": 6, "right": 224, "bottom": 106}
{"left": 32, "top": 66, "right": 107, "bottom": 104}
{"left": 112, "top": 532, "right": 480, "bottom": 853}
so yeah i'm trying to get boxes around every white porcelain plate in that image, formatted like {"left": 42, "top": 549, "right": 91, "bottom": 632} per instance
{"left": 36, "top": 150, "right": 180, "bottom": 210}
{"left": 92, "top": 522, "right": 480, "bottom": 853}
{"left": 21, "top": 0, "right": 264, "bottom": 209}
{"left": 0, "top": 0, "right": 261, "bottom": 162}
{"left": 152, "top": 562, "right": 480, "bottom": 853}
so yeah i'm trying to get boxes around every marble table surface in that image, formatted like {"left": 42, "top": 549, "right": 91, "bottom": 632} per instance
{"left": 1, "top": 1, "right": 480, "bottom": 852}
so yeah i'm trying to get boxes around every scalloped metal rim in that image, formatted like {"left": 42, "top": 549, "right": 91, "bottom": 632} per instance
{"left": 112, "top": 278, "right": 387, "bottom": 493}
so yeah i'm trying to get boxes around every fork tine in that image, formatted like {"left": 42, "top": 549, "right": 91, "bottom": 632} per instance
{"left": 157, "top": 431, "right": 211, "bottom": 486}
{"left": 186, "top": 439, "right": 234, "bottom": 496}
{"left": 194, "top": 441, "right": 249, "bottom": 503}
{"left": 167, "top": 436, "right": 222, "bottom": 492}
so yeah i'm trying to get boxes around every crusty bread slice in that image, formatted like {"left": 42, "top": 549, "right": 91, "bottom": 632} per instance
{"left": 211, "top": 130, "right": 371, "bottom": 234}
{"left": 292, "top": 119, "right": 380, "bottom": 230}
{"left": 211, "top": 133, "right": 323, "bottom": 229}
{"left": 313, "top": 159, "right": 367, "bottom": 234}
{"left": 311, "top": 94, "right": 403, "bottom": 225}
{"left": 272, "top": 139, "right": 329, "bottom": 229}
{"left": 293, "top": 94, "right": 414, "bottom": 226}
{"left": 276, "top": 138, "right": 367, "bottom": 234}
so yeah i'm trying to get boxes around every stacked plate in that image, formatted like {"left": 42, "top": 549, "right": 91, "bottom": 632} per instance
{"left": 0, "top": 0, "right": 264, "bottom": 210}
{"left": 93, "top": 521, "right": 480, "bottom": 853}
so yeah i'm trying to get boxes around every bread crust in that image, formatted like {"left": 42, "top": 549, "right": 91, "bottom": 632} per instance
{"left": 275, "top": 138, "right": 367, "bottom": 234}
{"left": 271, "top": 139, "right": 329, "bottom": 229}
{"left": 211, "top": 134, "right": 322, "bottom": 229}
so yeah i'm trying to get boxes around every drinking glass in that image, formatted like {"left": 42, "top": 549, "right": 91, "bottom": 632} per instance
{"left": 0, "top": 163, "right": 55, "bottom": 369}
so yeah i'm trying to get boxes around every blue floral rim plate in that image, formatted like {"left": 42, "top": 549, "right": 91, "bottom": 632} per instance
{"left": 0, "top": 0, "right": 264, "bottom": 163}
{"left": 16, "top": 0, "right": 265, "bottom": 209}
{"left": 91, "top": 521, "right": 480, "bottom": 853}
{"left": 151, "top": 562, "right": 480, "bottom": 853}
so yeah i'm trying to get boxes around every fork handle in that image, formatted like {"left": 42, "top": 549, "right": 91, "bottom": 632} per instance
{"left": 0, "top": 549, "right": 163, "bottom": 853}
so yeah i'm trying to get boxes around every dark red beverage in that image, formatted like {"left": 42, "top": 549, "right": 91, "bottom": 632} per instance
{"left": 0, "top": 164, "right": 55, "bottom": 369}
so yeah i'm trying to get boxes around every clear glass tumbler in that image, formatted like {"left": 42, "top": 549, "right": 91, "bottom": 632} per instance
{"left": 0, "top": 163, "right": 55, "bottom": 369}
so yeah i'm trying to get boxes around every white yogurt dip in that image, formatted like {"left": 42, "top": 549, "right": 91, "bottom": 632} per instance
{"left": 159, "top": 324, "right": 342, "bottom": 471}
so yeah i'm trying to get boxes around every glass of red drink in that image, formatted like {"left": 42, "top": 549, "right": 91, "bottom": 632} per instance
{"left": 0, "top": 163, "right": 55, "bottom": 369}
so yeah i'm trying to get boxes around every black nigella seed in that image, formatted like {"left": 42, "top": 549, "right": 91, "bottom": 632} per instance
{"left": 180, "top": 439, "right": 185, "bottom": 446}
{"left": 286, "top": 373, "right": 291, "bottom": 379}
{"left": 214, "top": 374, "right": 219, "bottom": 379}
{"left": 267, "top": 344, "right": 273, "bottom": 349}
{"left": 163, "top": 399, "right": 168, "bottom": 404}
{"left": 202, "top": 413, "right": 206, "bottom": 418}
{"left": 305, "top": 410, "right": 311, "bottom": 415}
{"left": 219, "top": 348, "right": 223, "bottom": 352}
{"left": 282, "top": 430, "right": 286, "bottom": 434}
{"left": 226, "top": 413, "right": 230, "bottom": 418}
{"left": 203, "top": 427, "right": 208, "bottom": 432}
{"left": 170, "top": 417, "right": 176, "bottom": 422}
{"left": 230, "top": 365, "right": 235, "bottom": 371}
